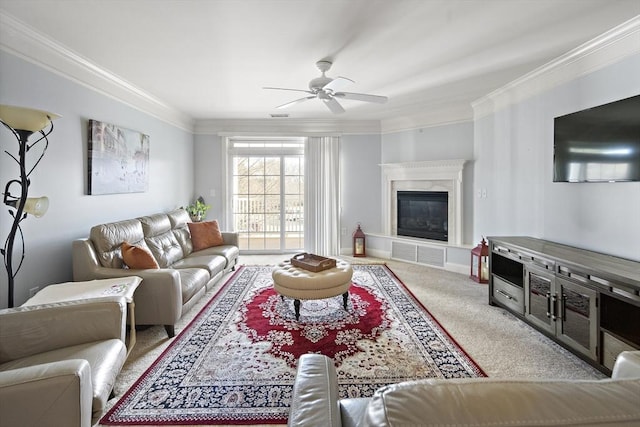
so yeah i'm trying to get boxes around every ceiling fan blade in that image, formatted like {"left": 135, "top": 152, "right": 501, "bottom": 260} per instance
{"left": 263, "top": 86, "right": 314, "bottom": 95}
{"left": 323, "top": 97, "right": 345, "bottom": 114}
{"left": 334, "top": 91, "right": 388, "bottom": 104}
{"left": 276, "top": 96, "right": 315, "bottom": 109}
{"left": 322, "top": 76, "right": 354, "bottom": 93}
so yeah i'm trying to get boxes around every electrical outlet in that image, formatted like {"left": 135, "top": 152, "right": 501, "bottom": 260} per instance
{"left": 341, "top": 227, "right": 347, "bottom": 235}
{"left": 29, "top": 286, "right": 39, "bottom": 298}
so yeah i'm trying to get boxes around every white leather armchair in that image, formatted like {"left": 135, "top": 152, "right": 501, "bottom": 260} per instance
{"left": 0, "top": 297, "right": 128, "bottom": 427}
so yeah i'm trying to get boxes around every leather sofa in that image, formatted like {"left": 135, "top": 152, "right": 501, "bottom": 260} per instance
{"left": 0, "top": 297, "right": 128, "bottom": 427}
{"left": 72, "top": 208, "right": 239, "bottom": 337}
{"left": 288, "top": 352, "right": 640, "bottom": 427}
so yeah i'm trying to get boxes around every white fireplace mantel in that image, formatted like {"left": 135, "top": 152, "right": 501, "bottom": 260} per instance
{"left": 381, "top": 159, "right": 466, "bottom": 246}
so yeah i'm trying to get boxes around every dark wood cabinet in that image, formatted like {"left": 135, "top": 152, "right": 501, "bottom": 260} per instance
{"left": 488, "top": 236, "right": 640, "bottom": 374}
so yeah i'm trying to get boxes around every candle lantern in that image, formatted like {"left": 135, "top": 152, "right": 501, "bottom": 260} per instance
{"left": 353, "top": 223, "right": 366, "bottom": 257}
{"left": 470, "top": 237, "right": 489, "bottom": 283}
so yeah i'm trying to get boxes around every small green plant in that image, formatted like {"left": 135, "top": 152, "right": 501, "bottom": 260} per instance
{"left": 185, "top": 199, "right": 210, "bottom": 221}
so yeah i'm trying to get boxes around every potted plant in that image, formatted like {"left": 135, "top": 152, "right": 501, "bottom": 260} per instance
{"left": 185, "top": 199, "right": 210, "bottom": 222}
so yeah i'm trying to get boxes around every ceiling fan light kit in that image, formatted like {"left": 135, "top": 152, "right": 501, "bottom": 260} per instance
{"left": 264, "top": 60, "right": 387, "bottom": 114}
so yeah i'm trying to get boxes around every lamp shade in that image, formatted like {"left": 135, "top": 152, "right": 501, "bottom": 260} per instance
{"left": 0, "top": 105, "right": 60, "bottom": 133}
{"left": 23, "top": 197, "right": 49, "bottom": 217}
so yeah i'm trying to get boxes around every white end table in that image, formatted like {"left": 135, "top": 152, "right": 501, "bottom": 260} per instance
{"left": 23, "top": 276, "right": 142, "bottom": 357}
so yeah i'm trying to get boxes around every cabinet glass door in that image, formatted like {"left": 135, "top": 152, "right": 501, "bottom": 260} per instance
{"left": 525, "top": 266, "right": 555, "bottom": 333}
{"left": 556, "top": 277, "right": 598, "bottom": 360}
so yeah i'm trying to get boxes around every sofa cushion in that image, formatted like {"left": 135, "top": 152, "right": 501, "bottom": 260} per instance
{"left": 174, "top": 268, "right": 211, "bottom": 304}
{"left": 188, "top": 220, "right": 224, "bottom": 251}
{"left": 139, "top": 214, "right": 185, "bottom": 267}
{"left": 121, "top": 242, "right": 159, "bottom": 269}
{"left": 172, "top": 254, "right": 226, "bottom": 277}
{"left": 168, "top": 209, "right": 193, "bottom": 256}
{"left": 190, "top": 245, "right": 239, "bottom": 269}
{"left": 0, "top": 299, "right": 126, "bottom": 363}
{"left": 90, "top": 219, "right": 145, "bottom": 268}
{"left": 144, "top": 231, "right": 184, "bottom": 268}
{"left": 362, "top": 377, "right": 640, "bottom": 427}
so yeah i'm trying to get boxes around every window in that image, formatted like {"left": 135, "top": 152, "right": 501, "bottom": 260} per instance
{"left": 229, "top": 137, "right": 304, "bottom": 252}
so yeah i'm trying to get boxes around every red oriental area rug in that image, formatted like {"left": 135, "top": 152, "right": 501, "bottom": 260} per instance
{"left": 101, "top": 265, "right": 485, "bottom": 425}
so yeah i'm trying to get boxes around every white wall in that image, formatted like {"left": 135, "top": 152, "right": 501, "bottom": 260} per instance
{"left": 380, "top": 122, "right": 475, "bottom": 245}
{"left": 0, "top": 52, "right": 195, "bottom": 307}
{"left": 474, "top": 53, "right": 640, "bottom": 261}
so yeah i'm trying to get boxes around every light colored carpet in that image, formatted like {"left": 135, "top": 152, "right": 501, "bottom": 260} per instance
{"left": 100, "top": 255, "right": 604, "bottom": 427}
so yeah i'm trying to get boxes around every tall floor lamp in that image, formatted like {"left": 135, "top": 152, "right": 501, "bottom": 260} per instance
{"left": 0, "top": 105, "right": 59, "bottom": 307}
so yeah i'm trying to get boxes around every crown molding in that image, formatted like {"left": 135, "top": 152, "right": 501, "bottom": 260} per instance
{"left": 0, "top": 10, "right": 468, "bottom": 135}
{"left": 194, "top": 118, "right": 381, "bottom": 135}
{"left": 380, "top": 103, "right": 473, "bottom": 134}
{"left": 4, "top": 9, "right": 635, "bottom": 136}
{"left": 0, "top": 11, "right": 195, "bottom": 132}
{"left": 472, "top": 15, "right": 640, "bottom": 119}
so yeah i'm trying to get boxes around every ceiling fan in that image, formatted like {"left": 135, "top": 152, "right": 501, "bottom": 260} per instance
{"left": 263, "top": 60, "right": 388, "bottom": 114}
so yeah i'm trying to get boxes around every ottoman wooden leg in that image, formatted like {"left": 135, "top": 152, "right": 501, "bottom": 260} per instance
{"left": 342, "top": 292, "right": 349, "bottom": 310}
{"left": 294, "top": 299, "right": 301, "bottom": 320}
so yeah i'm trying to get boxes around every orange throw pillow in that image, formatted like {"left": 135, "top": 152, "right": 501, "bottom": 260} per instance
{"left": 121, "top": 242, "right": 159, "bottom": 269}
{"left": 188, "top": 220, "right": 224, "bottom": 251}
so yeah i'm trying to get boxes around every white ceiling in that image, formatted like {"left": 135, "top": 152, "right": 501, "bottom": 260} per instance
{"left": 1, "top": 0, "right": 639, "bottom": 129}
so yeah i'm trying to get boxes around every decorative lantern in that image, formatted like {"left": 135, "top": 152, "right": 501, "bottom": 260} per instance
{"left": 470, "top": 238, "right": 489, "bottom": 283}
{"left": 353, "top": 223, "right": 366, "bottom": 257}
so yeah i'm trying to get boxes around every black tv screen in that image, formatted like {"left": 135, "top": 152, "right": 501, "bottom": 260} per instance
{"left": 553, "top": 95, "right": 640, "bottom": 182}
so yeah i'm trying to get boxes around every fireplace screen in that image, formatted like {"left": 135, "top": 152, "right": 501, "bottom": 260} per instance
{"left": 397, "top": 191, "right": 448, "bottom": 241}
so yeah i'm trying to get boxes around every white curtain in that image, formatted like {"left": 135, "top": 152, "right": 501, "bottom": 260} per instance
{"left": 304, "top": 136, "right": 341, "bottom": 256}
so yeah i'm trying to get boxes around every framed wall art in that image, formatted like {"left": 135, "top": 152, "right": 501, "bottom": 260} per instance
{"left": 88, "top": 119, "right": 150, "bottom": 195}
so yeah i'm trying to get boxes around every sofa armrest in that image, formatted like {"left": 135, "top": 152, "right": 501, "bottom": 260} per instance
{"left": 612, "top": 351, "right": 640, "bottom": 379}
{"left": 0, "top": 298, "right": 127, "bottom": 363}
{"left": 288, "top": 354, "right": 342, "bottom": 427}
{"left": 73, "top": 237, "right": 184, "bottom": 327}
{"left": 72, "top": 238, "right": 103, "bottom": 282}
{"left": 130, "top": 269, "right": 182, "bottom": 326}
{"left": 221, "top": 231, "right": 238, "bottom": 248}
{"left": 0, "top": 359, "right": 93, "bottom": 427}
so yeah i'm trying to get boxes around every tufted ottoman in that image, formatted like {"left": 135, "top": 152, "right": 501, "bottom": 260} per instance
{"left": 272, "top": 259, "right": 353, "bottom": 320}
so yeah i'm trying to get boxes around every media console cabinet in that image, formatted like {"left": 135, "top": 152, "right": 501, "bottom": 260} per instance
{"left": 488, "top": 236, "right": 640, "bottom": 374}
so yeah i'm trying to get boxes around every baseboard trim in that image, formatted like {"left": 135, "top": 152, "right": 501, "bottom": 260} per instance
{"left": 342, "top": 247, "right": 468, "bottom": 276}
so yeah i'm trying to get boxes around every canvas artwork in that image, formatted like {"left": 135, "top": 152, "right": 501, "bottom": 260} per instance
{"left": 88, "top": 120, "right": 150, "bottom": 195}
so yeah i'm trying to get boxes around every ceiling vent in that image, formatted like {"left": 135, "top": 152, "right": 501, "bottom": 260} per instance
{"left": 270, "top": 113, "right": 289, "bottom": 118}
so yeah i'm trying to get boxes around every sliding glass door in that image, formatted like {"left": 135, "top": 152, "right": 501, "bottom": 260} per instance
{"left": 229, "top": 138, "right": 304, "bottom": 253}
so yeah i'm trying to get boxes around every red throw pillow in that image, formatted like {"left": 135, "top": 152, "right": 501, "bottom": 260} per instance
{"left": 121, "top": 242, "right": 159, "bottom": 269}
{"left": 188, "top": 220, "right": 224, "bottom": 251}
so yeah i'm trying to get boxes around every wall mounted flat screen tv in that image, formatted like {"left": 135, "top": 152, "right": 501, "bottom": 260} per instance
{"left": 553, "top": 95, "right": 640, "bottom": 182}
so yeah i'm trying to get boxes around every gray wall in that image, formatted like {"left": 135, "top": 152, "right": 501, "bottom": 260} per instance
{"left": 192, "top": 133, "right": 384, "bottom": 252}
{"left": 0, "top": 52, "right": 194, "bottom": 307}
{"left": 340, "top": 134, "right": 382, "bottom": 250}
{"left": 194, "top": 133, "right": 226, "bottom": 227}
{"left": 380, "top": 122, "right": 475, "bottom": 245}
{"left": 474, "top": 53, "right": 640, "bottom": 261}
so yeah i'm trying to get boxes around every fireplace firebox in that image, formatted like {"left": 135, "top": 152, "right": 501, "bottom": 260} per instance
{"left": 397, "top": 191, "right": 448, "bottom": 241}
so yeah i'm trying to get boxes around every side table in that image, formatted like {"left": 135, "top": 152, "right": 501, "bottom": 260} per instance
{"left": 23, "top": 276, "right": 142, "bottom": 357}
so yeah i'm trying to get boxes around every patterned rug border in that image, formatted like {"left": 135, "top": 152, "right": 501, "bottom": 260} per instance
{"left": 380, "top": 264, "right": 487, "bottom": 378}
{"left": 102, "top": 264, "right": 485, "bottom": 425}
